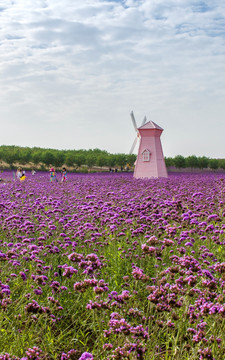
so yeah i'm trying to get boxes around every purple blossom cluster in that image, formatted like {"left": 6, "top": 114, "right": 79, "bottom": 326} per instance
{"left": 0, "top": 171, "right": 225, "bottom": 359}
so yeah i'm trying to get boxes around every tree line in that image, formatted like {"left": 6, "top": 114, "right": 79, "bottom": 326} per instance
{"left": 0, "top": 145, "right": 136, "bottom": 170}
{"left": 0, "top": 146, "right": 224, "bottom": 171}
{"left": 165, "top": 155, "right": 225, "bottom": 170}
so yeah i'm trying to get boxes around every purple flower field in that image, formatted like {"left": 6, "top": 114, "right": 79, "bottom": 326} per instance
{"left": 0, "top": 170, "right": 225, "bottom": 359}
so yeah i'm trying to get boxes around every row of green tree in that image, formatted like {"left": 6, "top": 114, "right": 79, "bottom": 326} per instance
{"left": 165, "top": 155, "right": 225, "bottom": 170}
{"left": 0, "top": 145, "right": 136, "bottom": 170}
{"left": 0, "top": 146, "right": 224, "bottom": 171}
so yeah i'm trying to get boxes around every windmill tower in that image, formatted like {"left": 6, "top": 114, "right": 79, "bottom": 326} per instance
{"left": 133, "top": 116, "right": 168, "bottom": 179}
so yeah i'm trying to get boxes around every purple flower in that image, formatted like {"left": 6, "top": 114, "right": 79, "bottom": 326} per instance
{"left": 78, "top": 352, "right": 93, "bottom": 360}
{"left": 19, "top": 271, "right": 27, "bottom": 280}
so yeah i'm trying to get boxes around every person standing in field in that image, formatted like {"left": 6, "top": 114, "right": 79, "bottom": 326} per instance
{"left": 50, "top": 168, "right": 57, "bottom": 182}
{"left": 16, "top": 167, "right": 22, "bottom": 180}
{"left": 61, "top": 167, "right": 67, "bottom": 182}
{"left": 20, "top": 171, "right": 26, "bottom": 181}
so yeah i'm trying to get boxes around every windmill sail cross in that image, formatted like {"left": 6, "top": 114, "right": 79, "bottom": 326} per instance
{"left": 129, "top": 111, "right": 147, "bottom": 154}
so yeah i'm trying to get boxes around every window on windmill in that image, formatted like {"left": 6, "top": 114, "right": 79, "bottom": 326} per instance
{"left": 142, "top": 149, "right": 150, "bottom": 162}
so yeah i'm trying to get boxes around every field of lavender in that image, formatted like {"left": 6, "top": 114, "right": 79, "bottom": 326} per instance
{"left": 0, "top": 171, "right": 225, "bottom": 360}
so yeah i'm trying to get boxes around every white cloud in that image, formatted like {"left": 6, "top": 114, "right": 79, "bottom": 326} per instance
{"left": 0, "top": 0, "right": 225, "bottom": 156}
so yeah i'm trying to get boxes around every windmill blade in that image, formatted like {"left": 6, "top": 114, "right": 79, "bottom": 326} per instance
{"left": 130, "top": 111, "right": 138, "bottom": 131}
{"left": 129, "top": 137, "right": 138, "bottom": 154}
{"left": 141, "top": 115, "right": 147, "bottom": 126}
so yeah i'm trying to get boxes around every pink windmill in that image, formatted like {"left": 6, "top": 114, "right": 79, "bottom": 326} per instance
{"left": 129, "top": 111, "right": 168, "bottom": 179}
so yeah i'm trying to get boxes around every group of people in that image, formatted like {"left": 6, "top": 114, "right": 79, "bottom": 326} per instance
{"left": 14, "top": 167, "right": 67, "bottom": 183}
{"left": 49, "top": 167, "right": 67, "bottom": 183}
{"left": 109, "top": 168, "right": 118, "bottom": 173}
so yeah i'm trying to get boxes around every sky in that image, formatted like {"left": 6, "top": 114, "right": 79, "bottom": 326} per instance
{"left": 0, "top": 0, "right": 225, "bottom": 158}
